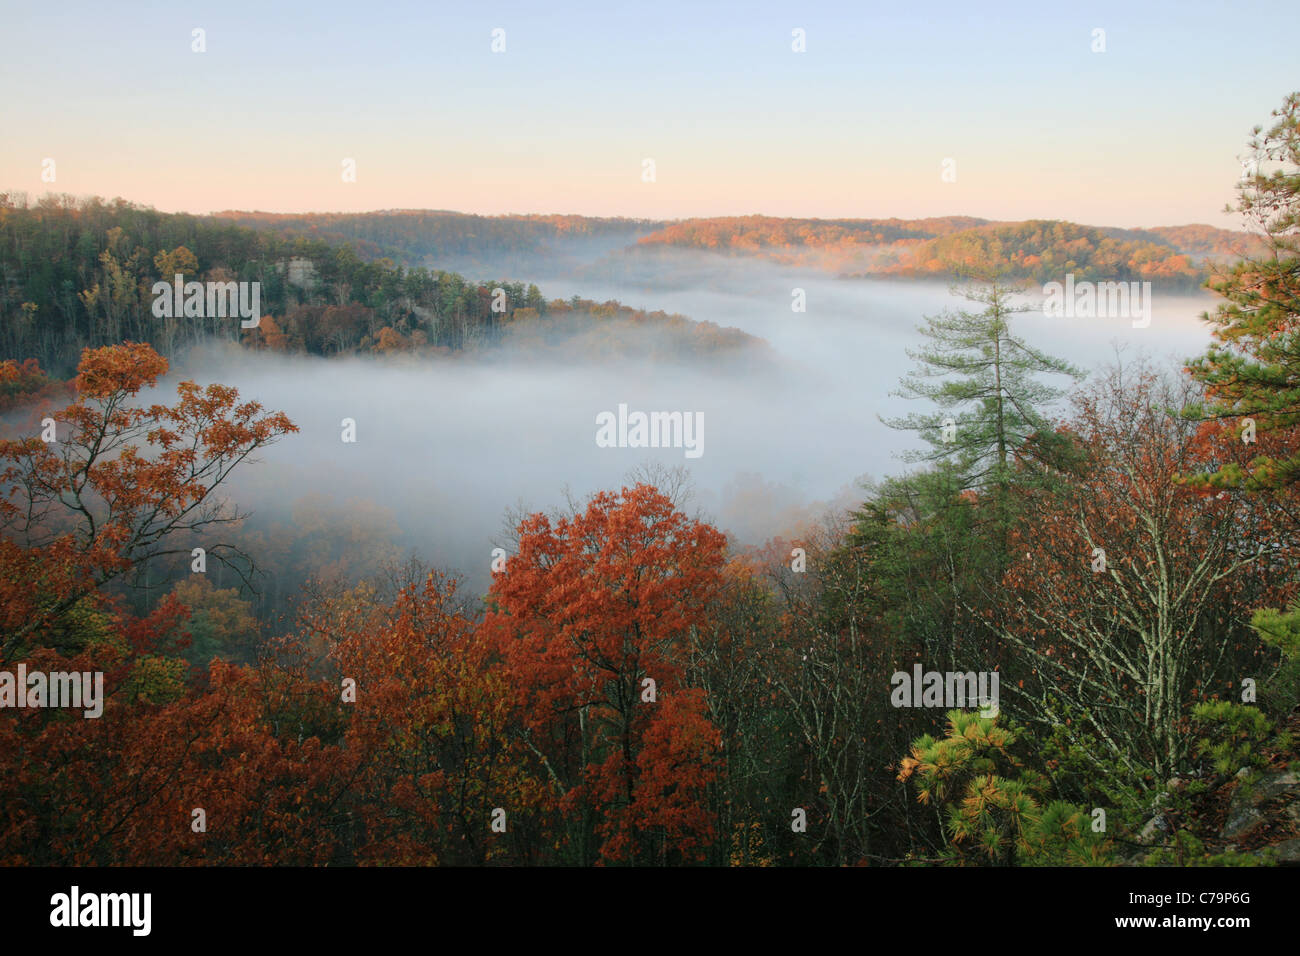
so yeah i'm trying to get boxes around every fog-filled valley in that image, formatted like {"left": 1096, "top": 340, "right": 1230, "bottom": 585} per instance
{"left": 176, "top": 245, "right": 1218, "bottom": 602}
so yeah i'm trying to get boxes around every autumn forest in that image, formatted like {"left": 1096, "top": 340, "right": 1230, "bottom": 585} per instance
{"left": 3, "top": 61, "right": 1300, "bottom": 880}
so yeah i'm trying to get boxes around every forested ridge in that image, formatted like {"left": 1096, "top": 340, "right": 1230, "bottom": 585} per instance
{"left": 212, "top": 208, "right": 663, "bottom": 267}
{"left": 639, "top": 216, "right": 1257, "bottom": 283}
{"left": 212, "top": 208, "right": 1256, "bottom": 283}
{"left": 2, "top": 194, "right": 1255, "bottom": 381}
{"left": 0, "top": 194, "right": 757, "bottom": 377}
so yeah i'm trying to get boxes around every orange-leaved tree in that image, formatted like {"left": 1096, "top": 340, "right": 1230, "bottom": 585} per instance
{"left": 0, "top": 341, "right": 297, "bottom": 662}
{"left": 484, "top": 483, "right": 727, "bottom": 864}
{"left": 0, "top": 342, "right": 302, "bottom": 864}
{"left": 301, "top": 571, "right": 549, "bottom": 865}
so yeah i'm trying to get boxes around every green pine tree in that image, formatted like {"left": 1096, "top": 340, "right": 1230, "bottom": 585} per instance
{"left": 1186, "top": 91, "right": 1300, "bottom": 491}
{"left": 882, "top": 277, "right": 1085, "bottom": 493}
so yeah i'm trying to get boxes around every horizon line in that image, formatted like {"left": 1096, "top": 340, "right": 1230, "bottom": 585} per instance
{"left": 0, "top": 191, "right": 1240, "bottom": 234}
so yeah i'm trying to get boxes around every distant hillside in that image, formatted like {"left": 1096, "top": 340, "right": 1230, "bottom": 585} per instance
{"left": 1115, "top": 223, "right": 1267, "bottom": 262}
{"left": 630, "top": 215, "right": 989, "bottom": 271}
{"left": 636, "top": 214, "right": 990, "bottom": 248}
{"left": 211, "top": 209, "right": 663, "bottom": 276}
{"left": 205, "top": 209, "right": 1258, "bottom": 287}
{"left": 0, "top": 195, "right": 760, "bottom": 375}
{"left": 636, "top": 216, "right": 1256, "bottom": 285}
{"left": 873, "top": 219, "right": 1203, "bottom": 285}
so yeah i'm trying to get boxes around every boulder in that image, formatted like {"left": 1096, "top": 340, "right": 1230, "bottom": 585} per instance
{"left": 1274, "top": 838, "right": 1300, "bottom": 863}
{"left": 1221, "top": 804, "right": 1265, "bottom": 841}
{"left": 1220, "top": 769, "right": 1300, "bottom": 842}
{"left": 1139, "top": 814, "right": 1170, "bottom": 845}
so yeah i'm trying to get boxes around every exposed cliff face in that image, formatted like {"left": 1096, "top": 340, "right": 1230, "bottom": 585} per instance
{"left": 1218, "top": 766, "right": 1300, "bottom": 862}
{"left": 277, "top": 256, "right": 318, "bottom": 291}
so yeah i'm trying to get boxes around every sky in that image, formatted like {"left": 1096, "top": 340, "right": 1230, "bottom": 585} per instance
{"left": 1, "top": 0, "right": 1295, "bottom": 227}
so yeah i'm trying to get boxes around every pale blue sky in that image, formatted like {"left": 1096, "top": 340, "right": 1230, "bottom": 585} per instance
{"left": 1, "top": 0, "right": 1293, "bottom": 226}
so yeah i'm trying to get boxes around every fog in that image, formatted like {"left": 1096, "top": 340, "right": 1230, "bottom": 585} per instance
{"left": 168, "top": 248, "right": 1220, "bottom": 597}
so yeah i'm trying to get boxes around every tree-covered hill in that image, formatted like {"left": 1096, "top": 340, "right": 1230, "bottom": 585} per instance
{"left": 0, "top": 194, "right": 758, "bottom": 376}
{"left": 873, "top": 219, "right": 1207, "bottom": 284}
{"left": 632, "top": 215, "right": 1255, "bottom": 284}
{"left": 211, "top": 208, "right": 663, "bottom": 275}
